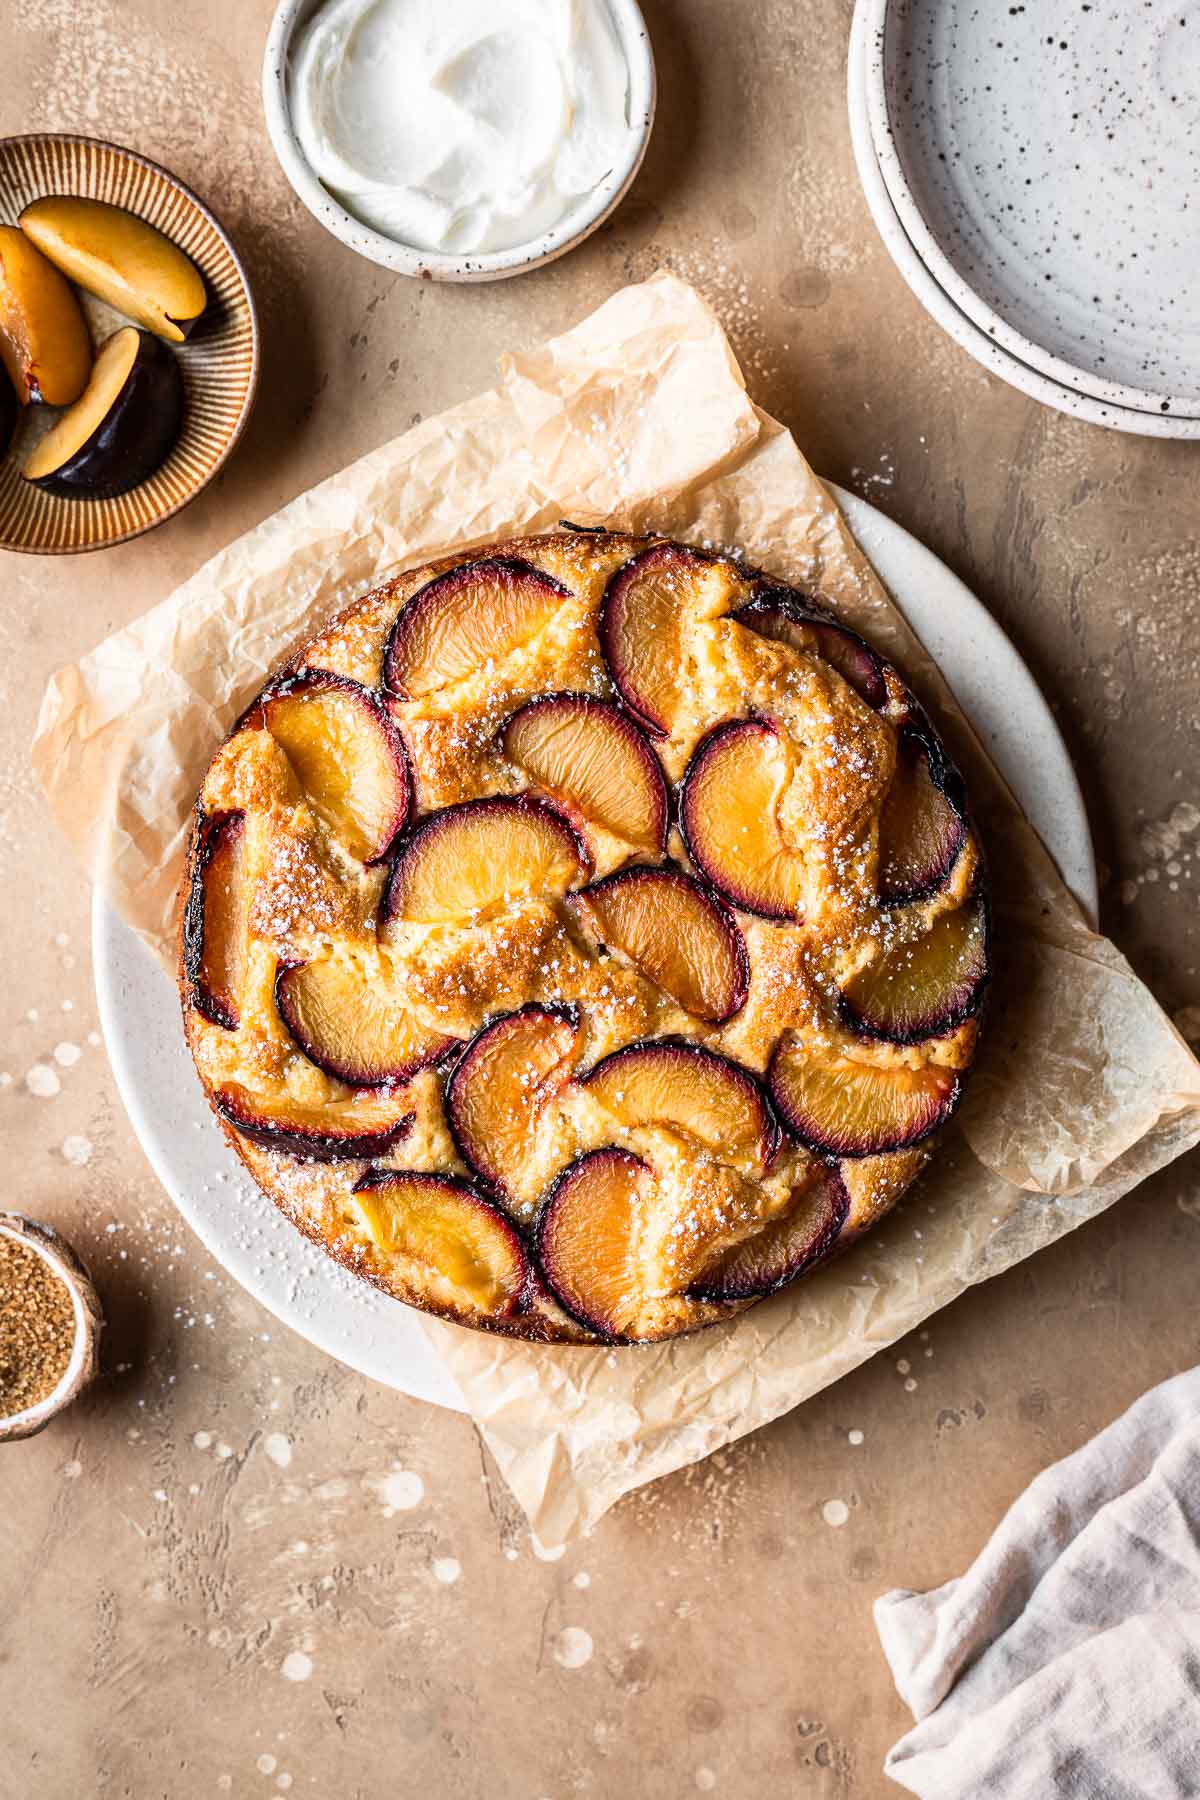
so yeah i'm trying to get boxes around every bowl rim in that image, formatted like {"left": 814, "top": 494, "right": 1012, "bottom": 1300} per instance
{"left": 0, "top": 1213, "right": 102, "bottom": 1440}
{"left": 0, "top": 130, "right": 262, "bottom": 556}
{"left": 845, "top": 1, "right": 1200, "bottom": 441}
{"left": 261, "top": 0, "right": 657, "bottom": 282}
{"left": 858, "top": 0, "right": 1200, "bottom": 421}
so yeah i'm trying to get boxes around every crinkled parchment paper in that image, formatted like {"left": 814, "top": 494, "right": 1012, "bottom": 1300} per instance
{"left": 34, "top": 273, "right": 1200, "bottom": 1546}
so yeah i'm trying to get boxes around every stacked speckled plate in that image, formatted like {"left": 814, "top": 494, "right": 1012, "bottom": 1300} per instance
{"left": 849, "top": 0, "right": 1200, "bottom": 438}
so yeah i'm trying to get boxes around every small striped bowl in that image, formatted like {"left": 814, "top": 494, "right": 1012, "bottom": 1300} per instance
{"left": 0, "top": 134, "right": 259, "bottom": 555}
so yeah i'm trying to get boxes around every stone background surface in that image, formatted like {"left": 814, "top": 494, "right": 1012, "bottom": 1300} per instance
{"left": 2, "top": 2, "right": 1197, "bottom": 1796}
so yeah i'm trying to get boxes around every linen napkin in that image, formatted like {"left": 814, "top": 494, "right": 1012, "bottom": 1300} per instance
{"left": 876, "top": 1366, "right": 1200, "bottom": 1797}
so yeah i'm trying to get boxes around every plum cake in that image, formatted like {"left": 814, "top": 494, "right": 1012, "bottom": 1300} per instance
{"left": 180, "top": 528, "right": 988, "bottom": 1344}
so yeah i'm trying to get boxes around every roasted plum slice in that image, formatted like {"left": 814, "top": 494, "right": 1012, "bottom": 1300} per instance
{"left": 501, "top": 692, "right": 668, "bottom": 853}
{"left": 183, "top": 810, "right": 250, "bottom": 1030}
{"left": 246, "top": 671, "right": 412, "bottom": 865}
{"left": 688, "top": 1161, "right": 849, "bottom": 1301}
{"left": 768, "top": 1040, "right": 960, "bottom": 1158}
{"left": 384, "top": 557, "right": 571, "bottom": 699}
{"left": 534, "top": 1147, "right": 656, "bottom": 1340}
{"left": 382, "top": 794, "right": 589, "bottom": 927}
{"left": 276, "top": 951, "right": 458, "bottom": 1086}
{"left": 215, "top": 1083, "right": 415, "bottom": 1162}
{"left": 734, "top": 592, "right": 886, "bottom": 709}
{"left": 583, "top": 1040, "right": 780, "bottom": 1170}
{"left": 20, "top": 196, "right": 207, "bottom": 343}
{"left": 841, "top": 895, "right": 989, "bottom": 1044}
{"left": 0, "top": 223, "right": 91, "bottom": 406}
{"left": 444, "top": 1004, "right": 580, "bottom": 1207}
{"left": 680, "top": 718, "right": 805, "bottom": 920}
{"left": 567, "top": 866, "right": 749, "bottom": 1025}
{"left": 350, "top": 1170, "right": 529, "bottom": 1322}
{"left": 599, "top": 542, "right": 715, "bottom": 737}
{"left": 878, "top": 728, "right": 967, "bottom": 904}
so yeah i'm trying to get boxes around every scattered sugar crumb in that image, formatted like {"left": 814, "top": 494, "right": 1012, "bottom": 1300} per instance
{"left": 280, "top": 1651, "right": 313, "bottom": 1682}
{"left": 822, "top": 1499, "right": 850, "bottom": 1528}
{"left": 61, "top": 1135, "right": 92, "bottom": 1167}
{"left": 377, "top": 1467, "right": 424, "bottom": 1513}
{"left": 264, "top": 1433, "right": 292, "bottom": 1470}
{"left": 904, "top": 1377, "right": 918, "bottom": 1393}
{"left": 896, "top": 1358, "right": 911, "bottom": 1375}
{"left": 551, "top": 1626, "right": 593, "bottom": 1670}
{"left": 25, "top": 1064, "right": 60, "bottom": 1098}
{"left": 215, "top": 1442, "right": 233, "bottom": 1460}
{"left": 52, "top": 1041, "right": 81, "bottom": 1068}
{"left": 192, "top": 1431, "right": 213, "bottom": 1450}
{"left": 573, "top": 1570, "right": 591, "bottom": 1589}
{"left": 847, "top": 1429, "right": 864, "bottom": 1446}
{"left": 695, "top": 1771, "right": 717, "bottom": 1792}
{"left": 256, "top": 1755, "right": 277, "bottom": 1776}
{"left": 432, "top": 1556, "right": 461, "bottom": 1585}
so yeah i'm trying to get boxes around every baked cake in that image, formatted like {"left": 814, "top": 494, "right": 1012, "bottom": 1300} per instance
{"left": 180, "top": 528, "right": 988, "bottom": 1344}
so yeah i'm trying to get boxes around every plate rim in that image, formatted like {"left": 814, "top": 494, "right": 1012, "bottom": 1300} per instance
{"left": 859, "top": 0, "right": 1200, "bottom": 420}
{"left": 92, "top": 495, "right": 1097, "bottom": 1409}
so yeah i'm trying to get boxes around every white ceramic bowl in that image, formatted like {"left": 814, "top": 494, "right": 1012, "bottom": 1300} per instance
{"left": 847, "top": 0, "right": 1200, "bottom": 441}
{"left": 860, "top": 0, "right": 1200, "bottom": 421}
{"left": 262, "top": 0, "right": 656, "bottom": 281}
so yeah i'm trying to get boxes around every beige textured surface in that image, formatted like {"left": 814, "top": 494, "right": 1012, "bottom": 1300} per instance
{"left": 2, "top": 2, "right": 1198, "bottom": 1796}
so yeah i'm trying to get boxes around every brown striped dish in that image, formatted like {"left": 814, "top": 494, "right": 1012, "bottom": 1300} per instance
{"left": 0, "top": 134, "right": 259, "bottom": 555}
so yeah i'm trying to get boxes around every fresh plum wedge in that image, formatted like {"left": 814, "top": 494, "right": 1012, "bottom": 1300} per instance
{"left": 350, "top": 1169, "right": 529, "bottom": 1320}
{"left": 501, "top": 692, "right": 668, "bottom": 853}
{"left": 445, "top": 1004, "right": 580, "bottom": 1208}
{"left": 878, "top": 728, "right": 967, "bottom": 904}
{"left": 598, "top": 542, "right": 714, "bottom": 737}
{"left": 276, "top": 951, "right": 458, "bottom": 1087}
{"left": 567, "top": 866, "right": 749, "bottom": 1024}
{"left": 183, "top": 810, "right": 250, "bottom": 1031}
{"left": 534, "top": 1147, "right": 655, "bottom": 1340}
{"left": 768, "top": 1040, "right": 960, "bottom": 1158}
{"left": 381, "top": 794, "right": 589, "bottom": 927}
{"left": 583, "top": 1039, "right": 780, "bottom": 1170}
{"left": 384, "top": 557, "right": 571, "bottom": 699}
{"left": 246, "top": 671, "right": 412, "bottom": 865}
{"left": 215, "top": 1082, "right": 415, "bottom": 1162}
{"left": 688, "top": 1161, "right": 849, "bottom": 1301}
{"left": 841, "top": 894, "right": 989, "bottom": 1043}
{"left": 734, "top": 592, "right": 886, "bottom": 709}
{"left": 680, "top": 719, "right": 804, "bottom": 920}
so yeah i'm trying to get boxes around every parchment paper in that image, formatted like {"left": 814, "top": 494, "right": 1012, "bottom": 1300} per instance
{"left": 33, "top": 273, "right": 1200, "bottom": 1546}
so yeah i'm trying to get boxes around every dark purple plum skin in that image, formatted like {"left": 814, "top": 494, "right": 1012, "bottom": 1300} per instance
{"left": 273, "top": 960, "right": 458, "bottom": 1089}
{"left": 382, "top": 557, "right": 572, "bottom": 700}
{"left": 379, "top": 792, "right": 591, "bottom": 930}
{"left": 733, "top": 590, "right": 887, "bottom": 710}
{"left": 533, "top": 1147, "right": 652, "bottom": 1342}
{"left": 879, "top": 723, "right": 970, "bottom": 905}
{"left": 582, "top": 1037, "right": 783, "bottom": 1171}
{"left": 182, "top": 808, "right": 246, "bottom": 1031}
{"left": 687, "top": 1162, "right": 850, "bottom": 1301}
{"left": 569, "top": 865, "right": 750, "bottom": 1026}
{"left": 26, "top": 328, "right": 184, "bottom": 500}
{"left": 215, "top": 1087, "right": 415, "bottom": 1163}
{"left": 443, "top": 1002, "right": 581, "bottom": 1198}
{"left": 678, "top": 718, "right": 800, "bottom": 922}
{"left": 351, "top": 1167, "right": 532, "bottom": 1318}
{"left": 500, "top": 691, "right": 670, "bottom": 854}
{"left": 598, "top": 542, "right": 716, "bottom": 738}
{"left": 766, "top": 1044, "right": 964, "bottom": 1158}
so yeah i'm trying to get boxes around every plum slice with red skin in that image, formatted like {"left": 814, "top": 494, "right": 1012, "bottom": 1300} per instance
{"left": 444, "top": 1003, "right": 581, "bottom": 1207}
{"left": 383, "top": 557, "right": 571, "bottom": 700}
{"left": 841, "top": 893, "right": 989, "bottom": 1044}
{"left": 567, "top": 866, "right": 749, "bottom": 1025}
{"left": 243, "top": 670, "right": 412, "bottom": 866}
{"left": 275, "top": 952, "right": 458, "bottom": 1087}
{"left": 534, "top": 1147, "right": 655, "bottom": 1340}
{"left": 350, "top": 1169, "right": 530, "bottom": 1321}
{"left": 733, "top": 591, "right": 886, "bottom": 710}
{"left": 215, "top": 1082, "right": 415, "bottom": 1163}
{"left": 687, "top": 1160, "right": 849, "bottom": 1301}
{"left": 500, "top": 692, "right": 668, "bottom": 854}
{"left": 381, "top": 793, "right": 590, "bottom": 928}
{"left": 598, "top": 542, "right": 715, "bottom": 738}
{"left": 768, "top": 1040, "right": 961, "bottom": 1158}
{"left": 679, "top": 718, "right": 805, "bottom": 920}
{"left": 878, "top": 727, "right": 968, "bottom": 904}
{"left": 582, "top": 1039, "right": 781, "bottom": 1171}
{"left": 183, "top": 810, "right": 249, "bottom": 1030}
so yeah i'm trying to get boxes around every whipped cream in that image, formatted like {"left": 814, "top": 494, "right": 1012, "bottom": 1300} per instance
{"left": 290, "top": 0, "right": 633, "bottom": 256}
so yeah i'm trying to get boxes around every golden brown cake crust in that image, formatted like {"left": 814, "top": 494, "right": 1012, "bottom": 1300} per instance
{"left": 179, "top": 527, "right": 988, "bottom": 1345}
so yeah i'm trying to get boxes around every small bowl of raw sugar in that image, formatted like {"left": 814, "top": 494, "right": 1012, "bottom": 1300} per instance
{"left": 0, "top": 1213, "right": 103, "bottom": 1442}
{"left": 262, "top": 0, "right": 657, "bottom": 280}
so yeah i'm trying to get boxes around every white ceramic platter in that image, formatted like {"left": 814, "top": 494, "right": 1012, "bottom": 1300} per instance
{"left": 862, "top": 0, "right": 1200, "bottom": 418}
{"left": 94, "top": 489, "right": 1098, "bottom": 1412}
{"left": 847, "top": 2, "right": 1200, "bottom": 440}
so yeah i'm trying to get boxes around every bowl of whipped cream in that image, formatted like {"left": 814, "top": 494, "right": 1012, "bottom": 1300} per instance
{"left": 263, "top": 0, "right": 656, "bottom": 281}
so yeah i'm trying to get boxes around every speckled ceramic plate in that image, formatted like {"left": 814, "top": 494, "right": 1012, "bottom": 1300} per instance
{"left": 0, "top": 134, "right": 259, "bottom": 554}
{"left": 862, "top": 0, "right": 1200, "bottom": 419}
{"left": 92, "top": 489, "right": 1098, "bottom": 1411}
{"left": 848, "top": 4, "right": 1200, "bottom": 440}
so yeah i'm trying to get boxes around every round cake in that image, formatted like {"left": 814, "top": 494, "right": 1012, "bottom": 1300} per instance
{"left": 180, "top": 528, "right": 988, "bottom": 1344}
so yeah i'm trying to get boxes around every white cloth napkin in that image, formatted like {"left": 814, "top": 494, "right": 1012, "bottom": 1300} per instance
{"left": 876, "top": 1366, "right": 1200, "bottom": 1798}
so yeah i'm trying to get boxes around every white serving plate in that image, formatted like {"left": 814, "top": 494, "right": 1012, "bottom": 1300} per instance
{"left": 862, "top": 0, "right": 1200, "bottom": 419}
{"left": 94, "top": 489, "right": 1098, "bottom": 1412}
{"left": 847, "top": 2, "right": 1200, "bottom": 440}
